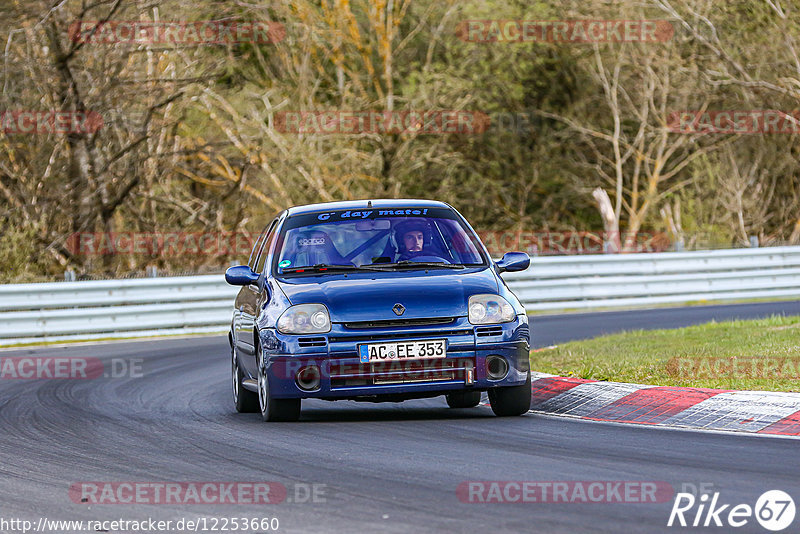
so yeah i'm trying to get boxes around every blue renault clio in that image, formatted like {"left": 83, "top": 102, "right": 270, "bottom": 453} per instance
{"left": 225, "top": 199, "right": 531, "bottom": 421}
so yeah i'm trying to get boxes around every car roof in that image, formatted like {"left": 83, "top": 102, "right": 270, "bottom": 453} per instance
{"left": 285, "top": 199, "right": 452, "bottom": 216}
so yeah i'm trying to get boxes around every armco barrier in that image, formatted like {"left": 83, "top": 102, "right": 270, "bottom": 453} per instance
{"left": 1, "top": 246, "right": 799, "bottom": 346}
{"left": 0, "top": 275, "right": 236, "bottom": 346}
{"left": 503, "top": 246, "right": 800, "bottom": 310}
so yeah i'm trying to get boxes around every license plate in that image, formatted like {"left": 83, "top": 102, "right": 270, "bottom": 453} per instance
{"left": 358, "top": 339, "right": 447, "bottom": 363}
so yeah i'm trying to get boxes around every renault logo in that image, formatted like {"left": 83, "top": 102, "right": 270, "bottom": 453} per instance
{"left": 392, "top": 303, "right": 405, "bottom": 316}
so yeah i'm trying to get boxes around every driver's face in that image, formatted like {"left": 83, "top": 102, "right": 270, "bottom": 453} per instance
{"left": 403, "top": 230, "right": 424, "bottom": 252}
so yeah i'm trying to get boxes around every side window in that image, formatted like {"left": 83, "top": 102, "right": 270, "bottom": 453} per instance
{"left": 254, "top": 218, "right": 279, "bottom": 274}
{"left": 247, "top": 228, "right": 269, "bottom": 270}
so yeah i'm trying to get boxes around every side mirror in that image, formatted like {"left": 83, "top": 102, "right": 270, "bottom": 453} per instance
{"left": 225, "top": 265, "right": 259, "bottom": 286}
{"left": 495, "top": 252, "right": 530, "bottom": 273}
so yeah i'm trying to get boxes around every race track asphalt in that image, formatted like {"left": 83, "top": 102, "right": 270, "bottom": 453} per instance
{"left": 1, "top": 300, "right": 799, "bottom": 533}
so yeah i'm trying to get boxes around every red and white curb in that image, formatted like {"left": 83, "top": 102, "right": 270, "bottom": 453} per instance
{"left": 525, "top": 372, "right": 800, "bottom": 437}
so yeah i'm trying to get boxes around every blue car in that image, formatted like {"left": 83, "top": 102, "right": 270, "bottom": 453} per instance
{"left": 225, "top": 199, "right": 531, "bottom": 421}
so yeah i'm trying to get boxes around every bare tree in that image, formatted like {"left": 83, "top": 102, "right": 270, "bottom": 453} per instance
{"left": 539, "top": 39, "right": 730, "bottom": 250}
{"left": 0, "top": 0, "right": 221, "bottom": 277}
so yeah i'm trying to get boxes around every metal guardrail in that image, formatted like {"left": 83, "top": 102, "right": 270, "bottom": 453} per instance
{"left": 0, "top": 275, "right": 236, "bottom": 346}
{"left": 1, "top": 246, "right": 799, "bottom": 346}
{"left": 503, "top": 246, "right": 800, "bottom": 311}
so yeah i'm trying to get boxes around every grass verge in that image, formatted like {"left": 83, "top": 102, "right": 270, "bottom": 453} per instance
{"left": 530, "top": 315, "right": 800, "bottom": 392}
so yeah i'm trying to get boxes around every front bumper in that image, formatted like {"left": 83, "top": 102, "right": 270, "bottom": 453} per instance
{"left": 258, "top": 315, "right": 530, "bottom": 400}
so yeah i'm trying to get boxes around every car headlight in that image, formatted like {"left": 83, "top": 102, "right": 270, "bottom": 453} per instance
{"left": 277, "top": 304, "right": 331, "bottom": 334}
{"left": 468, "top": 294, "right": 515, "bottom": 325}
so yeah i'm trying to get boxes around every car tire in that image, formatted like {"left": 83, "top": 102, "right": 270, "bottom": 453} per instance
{"left": 258, "top": 364, "right": 301, "bottom": 422}
{"left": 232, "top": 347, "right": 259, "bottom": 413}
{"left": 445, "top": 390, "right": 482, "bottom": 408}
{"left": 487, "top": 372, "right": 531, "bottom": 417}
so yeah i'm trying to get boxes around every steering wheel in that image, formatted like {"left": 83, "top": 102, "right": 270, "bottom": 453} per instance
{"left": 402, "top": 254, "right": 452, "bottom": 264}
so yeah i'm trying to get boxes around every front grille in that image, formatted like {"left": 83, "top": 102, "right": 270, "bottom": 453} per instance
{"left": 330, "top": 357, "right": 475, "bottom": 389}
{"left": 343, "top": 317, "right": 456, "bottom": 329}
{"left": 298, "top": 336, "right": 327, "bottom": 348}
{"left": 329, "top": 329, "right": 472, "bottom": 343}
{"left": 475, "top": 325, "right": 503, "bottom": 337}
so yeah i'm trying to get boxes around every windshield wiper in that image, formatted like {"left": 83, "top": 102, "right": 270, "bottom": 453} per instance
{"left": 281, "top": 263, "right": 389, "bottom": 274}
{"left": 376, "top": 261, "right": 466, "bottom": 270}
{"left": 281, "top": 261, "right": 469, "bottom": 274}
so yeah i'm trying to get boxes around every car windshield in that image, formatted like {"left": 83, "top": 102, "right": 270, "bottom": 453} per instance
{"left": 273, "top": 207, "right": 486, "bottom": 274}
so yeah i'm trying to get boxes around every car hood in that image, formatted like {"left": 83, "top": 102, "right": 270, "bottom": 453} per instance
{"left": 276, "top": 268, "right": 499, "bottom": 322}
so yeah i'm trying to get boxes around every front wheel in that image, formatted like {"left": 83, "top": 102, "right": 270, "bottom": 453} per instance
{"left": 258, "top": 365, "right": 301, "bottom": 422}
{"left": 487, "top": 372, "right": 531, "bottom": 416}
{"left": 446, "top": 390, "right": 482, "bottom": 408}
{"left": 232, "top": 347, "right": 259, "bottom": 413}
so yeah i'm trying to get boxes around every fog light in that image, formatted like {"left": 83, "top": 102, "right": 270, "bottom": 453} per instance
{"left": 486, "top": 356, "right": 509, "bottom": 380}
{"left": 296, "top": 365, "right": 321, "bottom": 391}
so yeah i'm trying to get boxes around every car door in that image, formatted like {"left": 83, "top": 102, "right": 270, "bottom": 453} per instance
{"left": 234, "top": 225, "right": 270, "bottom": 361}
{"left": 236, "top": 218, "right": 279, "bottom": 375}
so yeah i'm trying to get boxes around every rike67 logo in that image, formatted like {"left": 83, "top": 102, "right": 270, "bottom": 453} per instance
{"left": 668, "top": 490, "right": 795, "bottom": 531}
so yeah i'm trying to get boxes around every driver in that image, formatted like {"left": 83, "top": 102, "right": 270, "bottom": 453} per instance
{"left": 394, "top": 219, "right": 433, "bottom": 261}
